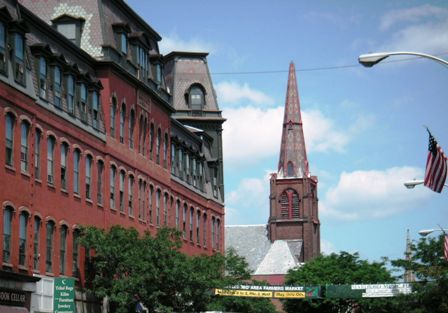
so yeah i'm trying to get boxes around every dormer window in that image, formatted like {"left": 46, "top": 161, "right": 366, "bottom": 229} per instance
{"left": 112, "top": 23, "right": 130, "bottom": 56}
{"left": 53, "top": 66, "right": 62, "bottom": 108}
{"left": 120, "top": 33, "right": 127, "bottom": 54}
{"left": 14, "top": 33, "right": 25, "bottom": 85}
{"left": 189, "top": 85, "right": 205, "bottom": 110}
{"left": 66, "top": 74, "right": 75, "bottom": 114}
{"left": 0, "top": 22, "right": 6, "bottom": 74}
{"left": 53, "top": 16, "right": 84, "bottom": 46}
{"left": 39, "top": 57, "right": 47, "bottom": 99}
{"left": 79, "top": 83, "right": 88, "bottom": 122}
{"left": 92, "top": 90, "right": 100, "bottom": 129}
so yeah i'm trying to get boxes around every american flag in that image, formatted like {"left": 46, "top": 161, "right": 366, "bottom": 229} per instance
{"left": 424, "top": 130, "right": 447, "bottom": 193}
{"left": 445, "top": 234, "right": 448, "bottom": 262}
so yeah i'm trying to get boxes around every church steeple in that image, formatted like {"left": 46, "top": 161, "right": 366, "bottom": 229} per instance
{"left": 278, "top": 62, "right": 309, "bottom": 178}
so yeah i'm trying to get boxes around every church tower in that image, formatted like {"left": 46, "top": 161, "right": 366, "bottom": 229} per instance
{"left": 268, "top": 62, "right": 320, "bottom": 262}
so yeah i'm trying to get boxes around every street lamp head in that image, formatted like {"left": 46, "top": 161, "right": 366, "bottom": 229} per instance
{"left": 403, "top": 179, "right": 424, "bottom": 189}
{"left": 358, "top": 52, "right": 390, "bottom": 67}
{"left": 418, "top": 229, "right": 434, "bottom": 237}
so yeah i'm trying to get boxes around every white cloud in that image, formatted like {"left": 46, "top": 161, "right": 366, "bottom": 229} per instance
{"left": 215, "top": 81, "right": 275, "bottom": 106}
{"left": 321, "top": 239, "right": 338, "bottom": 255}
{"left": 379, "top": 5, "right": 448, "bottom": 54}
{"left": 225, "top": 176, "right": 271, "bottom": 225}
{"left": 159, "top": 33, "right": 215, "bottom": 55}
{"left": 321, "top": 166, "right": 430, "bottom": 221}
{"left": 380, "top": 5, "right": 448, "bottom": 31}
{"left": 223, "top": 106, "right": 365, "bottom": 164}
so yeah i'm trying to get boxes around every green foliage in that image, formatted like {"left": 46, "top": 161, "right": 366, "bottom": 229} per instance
{"left": 391, "top": 234, "right": 448, "bottom": 313}
{"left": 284, "top": 251, "right": 397, "bottom": 313}
{"left": 80, "top": 226, "right": 277, "bottom": 313}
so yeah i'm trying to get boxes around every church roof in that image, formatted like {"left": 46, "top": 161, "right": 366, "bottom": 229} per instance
{"left": 225, "top": 225, "right": 302, "bottom": 275}
{"left": 277, "top": 62, "right": 309, "bottom": 179}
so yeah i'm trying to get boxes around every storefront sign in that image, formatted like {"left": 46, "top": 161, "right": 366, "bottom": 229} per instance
{"left": 53, "top": 278, "right": 75, "bottom": 313}
{"left": 0, "top": 289, "right": 27, "bottom": 306}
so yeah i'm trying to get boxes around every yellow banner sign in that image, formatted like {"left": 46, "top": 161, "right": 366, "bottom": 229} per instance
{"left": 214, "top": 289, "right": 272, "bottom": 298}
{"left": 274, "top": 291, "right": 306, "bottom": 299}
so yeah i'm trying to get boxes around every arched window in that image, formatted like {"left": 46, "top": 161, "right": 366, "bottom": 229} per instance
{"left": 183, "top": 204, "right": 187, "bottom": 238}
{"left": 175, "top": 200, "right": 180, "bottom": 229}
{"left": 45, "top": 221, "right": 55, "bottom": 273}
{"left": 128, "top": 175, "right": 134, "bottom": 216}
{"left": 156, "top": 189, "right": 161, "bottom": 226}
{"left": 129, "top": 110, "right": 135, "bottom": 149}
{"left": 85, "top": 155, "right": 92, "bottom": 199}
{"left": 39, "top": 57, "right": 47, "bottom": 99}
{"left": 97, "top": 160, "right": 104, "bottom": 205}
{"left": 110, "top": 165, "right": 116, "bottom": 209}
{"left": 110, "top": 97, "right": 117, "bottom": 137}
{"left": 189, "top": 85, "right": 204, "bottom": 110}
{"left": 163, "top": 133, "right": 168, "bottom": 168}
{"left": 60, "top": 143, "right": 68, "bottom": 190}
{"left": 60, "top": 225, "right": 68, "bottom": 274}
{"left": 203, "top": 214, "right": 207, "bottom": 247}
{"left": 20, "top": 121, "right": 30, "bottom": 173}
{"left": 149, "top": 123, "right": 154, "bottom": 158}
{"left": 35, "top": 129, "right": 42, "bottom": 180}
{"left": 73, "top": 229, "right": 80, "bottom": 277}
{"left": 5, "top": 113, "right": 15, "bottom": 167}
{"left": 156, "top": 128, "right": 161, "bottom": 164}
{"left": 287, "top": 161, "right": 294, "bottom": 177}
{"left": 211, "top": 217, "right": 215, "bottom": 250}
{"left": 138, "top": 116, "right": 143, "bottom": 154}
{"left": 119, "top": 170, "right": 125, "bottom": 212}
{"left": 196, "top": 210, "right": 201, "bottom": 245}
{"left": 163, "top": 193, "right": 168, "bottom": 226}
{"left": 73, "top": 149, "right": 80, "bottom": 194}
{"left": 148, "top": 185, "right": 153, "bottom": 224}
{"left": 3, "top": 207, "right": 13, "bottom": 263}
{"left": 279, "top": 188, "right": 300, "bottom": 219}
{"left": 19, "top": 211, "right": 28, "bottom": 266}
{"left": 120, "top": 103, "right": 125, "bottom": 143}
{"left": 189, "top": 207, "right": 194, "bottom": 242}
{"left": 47, "top": 136, "right": 56, "bottom": 185}
{"left": 33, "top": 216, "right": 41, "bottom": 269}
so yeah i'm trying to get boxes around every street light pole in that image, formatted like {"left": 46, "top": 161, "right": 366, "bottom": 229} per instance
{"left": 403, "top": 178, "right": 448, "bottom": 190}
{"left": 358, "top": 51, "right": 448, "bottom": 68}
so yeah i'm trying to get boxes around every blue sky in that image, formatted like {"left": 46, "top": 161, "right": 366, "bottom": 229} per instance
{"left": 128, "top": 0, "right": 448, "bottom": 263}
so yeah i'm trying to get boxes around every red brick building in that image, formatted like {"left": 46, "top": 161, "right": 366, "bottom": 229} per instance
{"left": 0, "top": 1, "right": 225, "bottom": 312}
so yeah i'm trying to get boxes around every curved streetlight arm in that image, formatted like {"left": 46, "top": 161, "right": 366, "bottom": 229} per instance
{"left": 358, "top": 51, "right": 448, "bottom": 68}
{"left": 418, "top": 228, "right": 448, "bottom": 236}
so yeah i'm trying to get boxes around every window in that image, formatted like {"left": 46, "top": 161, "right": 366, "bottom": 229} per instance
{"left": 0, "top": 22, "right": 6, "bottom": 74}
{"left": 212, "top": 168, "right": 218, "bottom": 198}
{"left": 80, "top": 83, "right": 87, "bottom": 122}
{"left": 287, "top": 161, "right": 294, "bottom": 177}
{"left": 39, "top": 57, "right": 47, "bottom": 99}
{"left": 128, "top": 176, "right": 134, "bottom": 216}
{"left": 19, "top": 212, "right": 28, "bottom": 266}
{"left": 192, "top": 158, "right": 197, "bottom": 187}
{"left": 60, "top": 226, "right": 67, "bottom": 274}
{"left": 156, "top": 189, "right": 160, "bottom": 226}
{"left": 217, "top": 219, "right": 221, "bottom": 251}
{"left": 280, "top": 189, "right": 300, "bottom": 219}
{"left": 53, "top": 66, "right": 62, "bottom": 108}
{"left": 178, "top": 148, "right": 183, "bottom": 177}
{"left": 73, "top": 149, "right": 80, "bottom": 194}
{"left": 33, "top": 217, "right": 41, "bottom": 269}
{"left": 171, "top": 143, "right": 176, "bottom": 174}
{"left": 129, "top": 110, "right": 135, "bottom": 149}
{"left": 20, "top": 121, "right": 29, "bottom": 173}
{"left": 185, "top": 153, "right": 190, "bottom": 183}
{"left": 149, "top": 123, "right": 154, "bottom": 158}
{"left": 190, "top": 86, "right": 204, "bottom": 110}
{"left": 3, "top": 207, "right": 13, "bottom": 263}
{"left": 14, "top": 33, "right": 25, "bottom": 84}
{"left": 163, "top": 193, "right": 168, "bottom": 226}
{"left": 136, "top": 45, "right": 148, "bottom": 80}
{"left": 56, "top": 23, "right": 80, "bottom": 45}
{"left": 67, "top": 75, "right": 75, "bottom": 113}
{"left": 73, "top": 229, "right": 80, "bottom": 277}
{"left": 110, "top": 98, "right": 116, "bottom": 137}
{"left": 183, "top": 204, "right": 187, "bottom": 238}
{"left": 203, "top": 214, "right": 207, "bottom": 247}
{"left": 156, "top": 128, "right": 161, "bottom": 164}
{"left": 97, "top": 160, "right": 104, "bottom": 205}
{"left": 189, "top": 208, "right": 194, "bottom": 242}
{"left": 110, "top": 166, "right": 116, "bottom": 209}
{"left": 60, "top": 143, "right": 68, "bottom": 190}
{"left": 142, "top": 119, "right": 147, "bottom": 156}
{"left": 120, "top": 33, "right": 127, "bottom": 54}
{"left": 85, "top": 155, "right": 92, "bottom": 199}
{"left": 196, "top": 210, "right": 200, "bottom": 245}
{"left": 138, "top": 180, "right": 143, "bottom": 219}
{"left": 35, "top": 129, "right": 41, "bottom": 179}
{"left": 5, "top": 113, "right": 14, "bottom": 167}
{"left": 163, "top": 133, "right": 168, "bottom": 168}
{"left": 155, "top": 63, "right": 162, "bottom": 84}
{"left": 119, "top": 170, "right": 125, "bottom": 212}
{"left": 148, "top": 186, "right": 153, "bottom": 223}
{"left": 45, "top": 221, "right": 55, "bottom": 273}
{"left": 47, "top": 137, "right": 55, "bottom": 184}
{"left": 175, "top": 200, "right": 180, "bottom": 230}
{"left": 120, "top": 104, "right": 125, "bottom": 143}
{"left": 92, "top": 91, "right": 100, "bottom": 129}
{"left": 211, "top": 217, "right": 215, "bottom": 250}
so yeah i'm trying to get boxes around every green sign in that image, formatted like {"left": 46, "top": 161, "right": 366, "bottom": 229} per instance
{"left": 53, "top": 278, "right": 76, "bottom": 313}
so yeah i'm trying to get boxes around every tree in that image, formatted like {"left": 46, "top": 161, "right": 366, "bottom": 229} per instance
{"left": 392, "top": 234, "right": 448, "bottom": 313}
{"left": 284, "top": 251, "right": 397, "bottom": 313}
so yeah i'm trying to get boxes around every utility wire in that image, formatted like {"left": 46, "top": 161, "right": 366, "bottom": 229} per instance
{"left": 209, "top": 51, "right": 448, "bottom": 75}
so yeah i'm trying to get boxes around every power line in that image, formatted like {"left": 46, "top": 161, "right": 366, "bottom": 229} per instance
{"left": 209, "top": 51, "right": 448, "bottom": 76}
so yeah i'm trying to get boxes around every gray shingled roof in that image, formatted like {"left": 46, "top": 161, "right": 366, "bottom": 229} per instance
{"left": 225, "top": 225, "right": 302, "bottom": 275}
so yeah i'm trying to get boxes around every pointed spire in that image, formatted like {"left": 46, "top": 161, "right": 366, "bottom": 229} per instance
{"left": 404, "top": 229, "right": 416, "bottom": 282}
{"left": 277, "top": 62, "right": 309, "bottom": 178}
